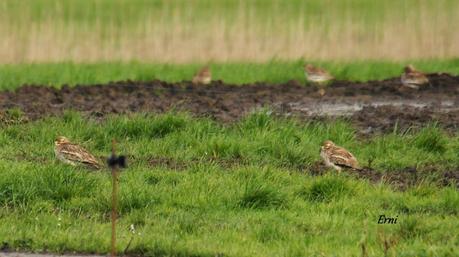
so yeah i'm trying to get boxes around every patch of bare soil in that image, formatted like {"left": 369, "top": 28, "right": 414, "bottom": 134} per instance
{"left": 310, "top": 162, "right": 459, "bottom": 190}
{"left": 0, "top": 73, "right": 458, "bottom": 134}
{"left": 146, "top": 156, "right": 458, "bottom": 190}
{"left": 351, "top": 106, "right": 459, "bottom": 135}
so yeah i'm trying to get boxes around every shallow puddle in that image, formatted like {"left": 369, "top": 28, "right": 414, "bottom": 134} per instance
{"left": 287, "top": 99, "right": 456, "bottom": 116}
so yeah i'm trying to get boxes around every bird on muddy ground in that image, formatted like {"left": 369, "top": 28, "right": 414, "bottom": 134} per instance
{"left": 304, "top": 64, "right": 334, "bottom": 96}
{"left": 192, "top": 66, "right": 212, "bottom": 85}
{"left": 54, "top": 136, "right": 102, "bottom": 170}
{"left": 400, "top": 64, "right": 429, "bottom": 89}
{"left": 320, "top": 140, "right": 361, "bottom": 172}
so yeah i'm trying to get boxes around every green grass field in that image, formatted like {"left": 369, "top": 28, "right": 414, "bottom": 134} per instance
{"left": 1, "top": 59, "right": 459, "bottom": 90}
{"left": 2, "top": 0, "right": 459, "bottom": 256}
{"left": 0, "top": 111, "right": 458, "bottom": 256}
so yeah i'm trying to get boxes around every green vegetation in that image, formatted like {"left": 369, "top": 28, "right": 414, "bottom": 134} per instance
{"left": 1, "top": 60, "right": 459, "bottom": 90}
{"left": 0, "top": 111, "right": 458, "bottom": 256}
{"left": 2, "top": 0, "right": 458, "bottom": 255}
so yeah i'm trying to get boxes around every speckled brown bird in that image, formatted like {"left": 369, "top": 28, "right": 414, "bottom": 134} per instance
{"left": 320, "top": 140, "right": 361, "bottom": 172}
{"left": 304, "top": 64, "right": 334, "bottom": 84}
{"left": 192, "top": 66, "right": 212, "bottom": 85}
{"left": 54, "top": 136, "right": 101, "bottom": 169}
{"left": 401, "top": 64, "right": 429, "bottom": 89}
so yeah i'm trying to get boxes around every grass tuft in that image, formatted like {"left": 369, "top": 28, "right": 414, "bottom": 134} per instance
{"left": 203, "top": 137, "right": 243, "bottom": 159}
{"left": 299, "top": 175, "right": 354, "bottom": 203}
{"left": 107, "top": 113, "right": 188, "bottom": 139}
{"left": 437, "top": 187, "right": 459, "bottom": 215}
{"left": 256, "top": 223, "right": 284, "bottom": 243}
{"left": 239, "top": 110, "right": 274, "bottom": 131}
{"left": 414, "top": 125, "right": 448, "bottom": 154}
{"left": 0, "top": 165, "right": 98, "bottom": 207}
{"left": 398, "top": 216, "right": 426, "bottom": 239}
{"left": 238, "top": 182, "right": 286, "bottom": 210}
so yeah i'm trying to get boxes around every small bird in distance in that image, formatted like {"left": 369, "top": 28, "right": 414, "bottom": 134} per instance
{"left": 192, "top": 66, "right": 212, "bottom": 85}
{"left": 401, "top": 64, "right": 429, "bottom": 89}
{"left": 304, "top": 64, "right": 334, "bottom": 96}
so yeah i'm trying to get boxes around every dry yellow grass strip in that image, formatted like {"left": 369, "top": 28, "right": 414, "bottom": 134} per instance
{"left": 1, "top": 1, "right": 458, "bottom": 63}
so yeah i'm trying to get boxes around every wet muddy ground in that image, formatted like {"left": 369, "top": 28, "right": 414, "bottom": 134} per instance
{"left": 310, "top": 162, "right": 459, "bottom": 190}
{"left": 1, "top": 73, "right": 458, "bottom": 135}
{"left": 145, "top": 156, "right": 458, "bottom": 190}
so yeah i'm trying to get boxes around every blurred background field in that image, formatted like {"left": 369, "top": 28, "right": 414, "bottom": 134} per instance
{"left": 1, "top": 0, "right": 459, "bottom": 63}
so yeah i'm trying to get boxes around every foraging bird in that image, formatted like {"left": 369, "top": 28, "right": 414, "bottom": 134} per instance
{"left": 320, "top": 140, "right": 361, "bottom": 172}
{"left": 54, "top": 136, "right": 101, "bottom": 169}
{"left": 304, "top": 64, "right": 334, "bottom": 84}
{"left": 304, "top": 64, "right": 334, "bottom": 96}
{"left": 401, "top": 64, "right": 429, "bottom": 89}
{"left": 192, "top": 66, "right": 212, "bottom": 85}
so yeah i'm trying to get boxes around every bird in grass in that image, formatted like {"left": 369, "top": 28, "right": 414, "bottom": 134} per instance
{"left": 320, "top": 140, "right": 361, "bottom": 172}
{"left": 192, "top": 66, "right": 212, "bottom": 85}
{"left": 304, "top": 64, "right": 334, "bottom": 96}
{"left": 304, "top": 64, "right": 334, "bottom": 84}
{"left": 401, "top": 64, "right": 429, "bottom": 89}
{"left": 54, "top": 136, "right": 101, "bottom": 169}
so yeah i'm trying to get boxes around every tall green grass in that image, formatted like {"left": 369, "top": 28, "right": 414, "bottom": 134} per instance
{"left": 2, "top": 111, "right": 457, "bottom": 171}
{"left": 0, "top": 112, "right": 458, "bottom": 256}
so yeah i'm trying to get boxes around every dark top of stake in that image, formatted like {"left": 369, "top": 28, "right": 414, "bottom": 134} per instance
{"left": 107, "top": 155, "right": 127, "bottom": 169}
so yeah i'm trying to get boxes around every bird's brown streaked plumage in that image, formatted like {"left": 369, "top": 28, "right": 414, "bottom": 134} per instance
{"left": 304, "top": 64, "right": 334, "bottom": 84}
{"left": 401, "top": 64, "right": 429, "bottom": 89}
{"left": 54, "top": 136, "right": 101, "bottom": 169}
{"left": 192, "top": 66, "right": 212, "bottom": 85}
{"left": 320, "top": 140, "right": 361, "bottom": 172}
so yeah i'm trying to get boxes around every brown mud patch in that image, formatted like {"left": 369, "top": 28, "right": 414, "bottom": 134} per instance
{"left": 146, "top": 156, "right": 458, "bottom": 190}
{"left": 0, "top": 73, "right": 458, "bottom": 134}
{"left": 310, "top": 162, "right": 459, "bottom": 190}
{"left": 350, "top": 106, "right": 459, "bottom": 135}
